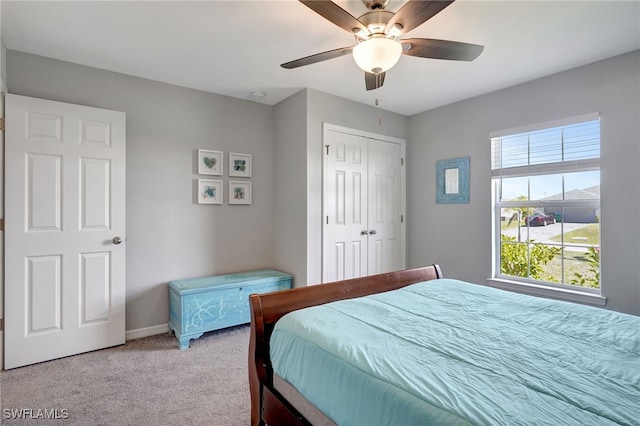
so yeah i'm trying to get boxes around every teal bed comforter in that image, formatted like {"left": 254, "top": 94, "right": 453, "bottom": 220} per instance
{"left": 270, "top": 279, "right": 640, "bottom": 425}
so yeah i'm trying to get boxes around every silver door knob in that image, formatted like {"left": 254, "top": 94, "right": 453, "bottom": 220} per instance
{"left": 360, "top": 230, "right": 369, "bottom": 236}
{"left": 112, "top": 236, "right": 123, "bottom": 245}
{"left": 369, "top": 229, "right": 378, "bottom": 235}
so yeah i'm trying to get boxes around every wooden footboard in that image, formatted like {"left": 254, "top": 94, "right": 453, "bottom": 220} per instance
{"left": 248, "top": 265, "right": 443, "bottom": 426}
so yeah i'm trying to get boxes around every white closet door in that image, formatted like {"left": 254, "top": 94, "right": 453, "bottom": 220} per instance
{"left": 323, "top": 125, "right": 405, "bottom": 283}
{"left": 367, "top": 138, "right": 404, "bottom": 275}
{"left": 4, "top": 94, "right": 126, "bottom": 369}
{"left": 323, "top": 130, "right": 369, "bottom": 282}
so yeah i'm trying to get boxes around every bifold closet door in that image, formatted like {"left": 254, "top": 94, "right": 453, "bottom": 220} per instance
{"left": 323, "top": 127, "right": 405, "bottom": 283}
{"left": 367, "top": 138, "right": 404, "bottom": 275}
{"left": 323, "top": 130, "right": 369, "bottom": 282}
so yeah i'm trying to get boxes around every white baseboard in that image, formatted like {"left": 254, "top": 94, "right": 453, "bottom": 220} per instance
{"left": 125, "top": 323, "right": 169, "bottom": 341}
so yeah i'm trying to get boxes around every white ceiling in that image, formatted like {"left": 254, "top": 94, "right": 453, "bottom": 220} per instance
{"left": 2, "top": 0, "right": 639, "bottom": 116}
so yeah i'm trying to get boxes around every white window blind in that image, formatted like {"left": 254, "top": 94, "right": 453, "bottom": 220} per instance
{"left": 492, "top": 113, "right": 600, "bottom": 179}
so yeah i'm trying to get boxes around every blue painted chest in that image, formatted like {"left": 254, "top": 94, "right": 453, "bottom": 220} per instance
{"left": 168, "top": 269, "right": 292, "bottom": 349}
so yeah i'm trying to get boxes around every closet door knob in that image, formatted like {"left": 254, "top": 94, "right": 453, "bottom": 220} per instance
{"left": 112, "top": 236, "right": 123, "bottom": 245}
{"left": 360, "top": 230, "right": 369, "bottom": 236}
{"left": 369, "top": 229, "right": 378, "bottom": 235}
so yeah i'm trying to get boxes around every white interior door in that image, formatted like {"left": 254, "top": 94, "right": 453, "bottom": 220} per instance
{"left": 323, "top": 125, "right": 405, "bottom": 283}
{"left": 323, "top": 130, "right": 369, "bottom": 282}
{"left": 367, "top": 139, "right": 404, "bottom": 275}
{"left": 4, "top": 94, "right": 126, "bottom": 369}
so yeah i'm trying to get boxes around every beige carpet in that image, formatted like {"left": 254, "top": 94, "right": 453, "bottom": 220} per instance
{"left": 0, "top": 325, "right": 250, "bottom": 425}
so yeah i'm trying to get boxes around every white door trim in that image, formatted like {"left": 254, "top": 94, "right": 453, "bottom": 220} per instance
{"left": 0, "top": 89, "right": 5, "bottom": 370}
{"left": 323, "top": 123, "right": 406, "bottom": 146}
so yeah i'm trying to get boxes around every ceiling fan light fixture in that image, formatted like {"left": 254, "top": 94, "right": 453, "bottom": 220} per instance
{"left": 352, "top": 37, "right": 402, "bottom": 74}
{"left": 387, "top": 23, "right": 404, "bottom": 38}
{"left": 352, "top": 27, "right": 369, "bottom": 40}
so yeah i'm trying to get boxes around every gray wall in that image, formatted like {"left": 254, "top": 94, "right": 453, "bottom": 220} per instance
{"left": 407, "top": 51, "right": 640, "bottom": 316}
{"left": 5, "top": 51, "right": 410, "bottom": 331}
{"left": 273, "top": 89, "right": 308, "bottom": 286}
{"left": 272, "top": 88, "right": 409, "bottom": 286}
{"left": 305, "top": 89, "right": 409, "bottom": 285}
{"left": 5, "top": 48, "right": 639, "bottom": 333}
{"left": 307, "top": 90, "right": 409, "bottom": 283}
{"left": 6, "top": 51, "right": 276, "bottom": 331}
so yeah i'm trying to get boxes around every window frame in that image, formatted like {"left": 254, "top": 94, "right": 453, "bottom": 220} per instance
{"left": 490, "top": 114, "right": 602, "bottom": 297}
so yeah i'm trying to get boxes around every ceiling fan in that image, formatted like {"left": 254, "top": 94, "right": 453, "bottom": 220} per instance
{"left": 281, "top": 0, "right": 484, "bottom": 91}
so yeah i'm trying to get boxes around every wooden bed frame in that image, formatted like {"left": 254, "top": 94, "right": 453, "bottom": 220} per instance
{"left": 248, "top": 265, "right": 443, "bottom": 426}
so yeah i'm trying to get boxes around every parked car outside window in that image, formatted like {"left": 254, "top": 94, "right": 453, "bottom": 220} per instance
{"left": 525, "top": 211, "right": 557, "bottom": 226}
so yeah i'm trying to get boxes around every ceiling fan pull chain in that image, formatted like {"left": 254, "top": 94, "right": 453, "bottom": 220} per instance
{"left": 375, "top": 98, "right": 382, "bottom": 125}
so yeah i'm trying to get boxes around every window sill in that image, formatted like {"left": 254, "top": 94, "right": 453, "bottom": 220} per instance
{"left": 486, "top": 278, "right": 607, "bottom": 307}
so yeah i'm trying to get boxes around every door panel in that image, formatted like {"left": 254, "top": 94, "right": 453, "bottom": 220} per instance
{"left": 27, "top": 255, "right": 62, "bottom": 333}
{"left": 27, "top": 154, "right": 63, "bottom": 231}
{"left": 80, "top": 251, "right": 111, "bottom": 324}
{"left": 80, "top": 158, "right": 111, "bottom": 229}
{"left": 5, "top": 94, "right": 126, "bottom": 369}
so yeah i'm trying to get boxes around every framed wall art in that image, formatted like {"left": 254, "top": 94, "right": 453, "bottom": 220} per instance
{"left": 198, "top": 149, "right": 223, "bottom": 175}
{"left": 436, "top": 157, "right": 470, "bottom": 204}
{"left": 229, "top": 152, "right": 252, "bottom": 177}
{"left": 197, "top": 179, "right": 223, "bottom": 205}
{"left": 229, "top": 181, "right": 252, "bottom": 205}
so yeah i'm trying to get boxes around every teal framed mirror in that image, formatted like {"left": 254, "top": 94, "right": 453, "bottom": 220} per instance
{"left": 436, "top": 157, "right": 470, "bottom": 204}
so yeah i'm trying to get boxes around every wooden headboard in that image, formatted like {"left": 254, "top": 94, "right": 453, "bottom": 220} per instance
{"left": 248, "top": 265, "right": 443, "bottom": 426}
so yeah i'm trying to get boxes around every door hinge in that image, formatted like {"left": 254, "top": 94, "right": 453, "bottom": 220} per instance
{"left": 0, "top": 318, "right": 3, "bottom": 331}
{"left": 325, "top": 145, "right": 330, "bottom": 155}
{"left": 401, "top": 215, "right": 404, "bottom": 223}
{"left": 0, "top": 218, "right": 3, "bottom": 231}
{"left": 401, "top": 157, "right": 404, "bottom": 166}
{"left": 0, "top": 118, "right": 5, "bottom": 131}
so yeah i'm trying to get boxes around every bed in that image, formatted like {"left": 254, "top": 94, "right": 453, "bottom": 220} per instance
{"left": 248, "top": 265, "right": 640, "bottom": 426}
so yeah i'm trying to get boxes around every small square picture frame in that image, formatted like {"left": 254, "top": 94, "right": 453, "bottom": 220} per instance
{"left": 229, "top": 181, "right": 252, "bottom": 205}
{"left": 197, "top": 179, "right": 223, "bottom": 205}
{"left": 229, "top": 152, "right": 252, "bottom": 177}
{"left": 198, "top": 149, "right": 223, "bottom": 176}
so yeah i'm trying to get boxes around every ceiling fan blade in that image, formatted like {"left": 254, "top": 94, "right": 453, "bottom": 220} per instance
{"left": 401, "top": 38, "right": 484, "bottom": 61}
{"left": 300, "top": 0, "right": 368, "bottom": 34}
{"left": 365, "top": 72, "right": 386, "bottom": 91}
{"left": 386, "top": 0, "right": 455, "bottom": 35}
{"left": 281, "top": 46, "right": 354, "bottom": 69}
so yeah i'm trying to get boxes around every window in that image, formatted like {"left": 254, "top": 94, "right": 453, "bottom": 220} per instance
{"left": 491, "top": 114, "right": 601, "bottom": 291}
